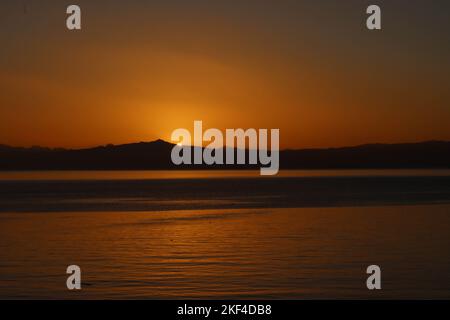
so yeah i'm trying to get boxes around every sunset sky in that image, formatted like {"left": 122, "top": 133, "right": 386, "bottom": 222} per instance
{"left": 1, "top": 0, "right": 449, "bottom": 149}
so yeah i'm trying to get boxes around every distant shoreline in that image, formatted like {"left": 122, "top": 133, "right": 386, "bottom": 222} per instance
{"left": 1, "top": 139, "right": 449, "bottom": 170}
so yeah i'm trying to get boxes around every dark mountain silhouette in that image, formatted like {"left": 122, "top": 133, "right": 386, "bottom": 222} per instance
{"left": 0, "top": 139, "right": 449, "bottom": 170}
{"left": 282, "top": 141, "right": 450, "bottom": 169}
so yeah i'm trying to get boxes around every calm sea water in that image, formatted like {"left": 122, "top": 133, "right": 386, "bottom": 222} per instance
{"left": 0, "top": 170, "right": 450, "bottom": 299}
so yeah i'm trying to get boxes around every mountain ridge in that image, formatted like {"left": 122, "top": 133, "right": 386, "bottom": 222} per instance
{"left": 0, "top": 139, "right": 449, "bottom": 170}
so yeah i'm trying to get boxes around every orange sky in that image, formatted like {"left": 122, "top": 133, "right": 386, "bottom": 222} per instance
{"left": 1, "top": 1, "right": 449, "bottom": 149}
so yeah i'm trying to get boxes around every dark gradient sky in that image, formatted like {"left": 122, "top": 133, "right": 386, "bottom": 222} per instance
{"left": 0, "top": 0, "right": 449, "bottom": 148}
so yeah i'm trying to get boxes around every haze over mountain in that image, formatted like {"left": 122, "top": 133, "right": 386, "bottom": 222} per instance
{"left": 0, "top": 139, "right": 449, "bottom": 170}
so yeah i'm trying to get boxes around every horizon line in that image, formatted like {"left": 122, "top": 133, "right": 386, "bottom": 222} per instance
{"left": 1, "top": 138, "right": 449, "bottom": 152}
